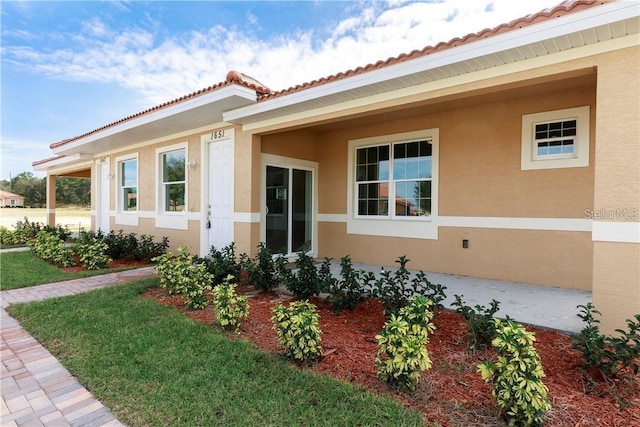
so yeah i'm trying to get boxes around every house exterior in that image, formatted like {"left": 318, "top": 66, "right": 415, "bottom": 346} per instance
{"left": 33, "top": 0, "right": 639, "bottom": 333}
{"left": 0, "top": 190, "right": 25, "bottom": 208}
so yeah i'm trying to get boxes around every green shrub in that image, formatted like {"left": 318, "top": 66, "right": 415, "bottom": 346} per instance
{"left": 375, "top": 296, "right": 435, "bottom": 391}
{"left": 452, "top": 295, "right": 501, "bottom": 351}
{"left": 240, "top": 242, "right": 281, "bottom": 292}
{"left": 325, "top": 255, "right": 373, "bottom": 313}
{"left": 271, "top": 300, "right": 323, "bottom": 364}
{"left": 572, "top": 303, "right": 640, "bottom": 380}
{"left": 30, "top": 231, "right": 75, "bottom": 267}
{"left": 1, "top": 218, "right": 71, "bottom": 246}
{"left": 477, "top": 319, "right": 552, "bottom": 427}
{"left": 198, "top": 242, "right": 241, "bottom": 284}
{"left": 278, "top": 252, "right": 333, "bottom": 299}
{"left": 370, "top": 256, "right": 447, "bottom": 315}
{"left": 212, "top": 275, "right": 249, "bottom": 331}
{"left": 78, "top": 230, "right": 168, "bottom": 262}
{"left": 152, "top": 246, "right": 213, "bottom": 309}
{"left": 75, "top": 238, "right": 112, "bottom": 270}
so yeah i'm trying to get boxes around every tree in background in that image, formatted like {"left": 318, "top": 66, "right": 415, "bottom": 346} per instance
{"left": 0, "top": 172, "right": 90, "bottom": 207}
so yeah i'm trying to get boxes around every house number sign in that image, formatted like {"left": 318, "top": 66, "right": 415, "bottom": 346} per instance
{"left": 207, "top": 129, "right": 225, "bottom": 140}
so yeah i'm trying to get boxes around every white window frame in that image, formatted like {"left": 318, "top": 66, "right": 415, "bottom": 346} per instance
{"left": 115, "top": 154, "right": 139, "bottom": 226}
{"left": 347, "top": 129, "right": 439, "bottom": 240}
{"left": 521, "top": 106, "right": 590, "bottom": 170}
{"left": 155, "top": 142, "right": 188, "bottom": 230}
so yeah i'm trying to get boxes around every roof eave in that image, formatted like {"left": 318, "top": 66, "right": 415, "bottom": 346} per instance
{"left": 52, "top": 84, "right": 257, "bottom": 156}
{"left": 224, "top": 1, "right": 638, "bottom": 125}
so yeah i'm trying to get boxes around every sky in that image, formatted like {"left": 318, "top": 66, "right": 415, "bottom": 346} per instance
{"left": 1, "top": 0, "right": 563, "bottom": 181}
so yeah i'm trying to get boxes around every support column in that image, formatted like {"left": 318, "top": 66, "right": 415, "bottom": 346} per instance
{"left": 592, "top": 46, "right": 640, "bottom": 334}
{"left": 46, "top": 174, "right": 57, "bottom": 228}
{"left": 233, "top": 131, "right": 262, "bottom": 256}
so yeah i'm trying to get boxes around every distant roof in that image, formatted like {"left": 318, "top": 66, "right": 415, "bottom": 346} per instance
{"left": 0, "top": 190, "right": 25, "bottom": 199}
{"left": 40, "top": 0, "right": 604, "bottom": 161}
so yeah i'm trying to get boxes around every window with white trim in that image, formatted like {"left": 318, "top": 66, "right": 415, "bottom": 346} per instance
{"left": 161, "top": 149, "right": 186, "bottom": 212}
{"left": 118, "top": 159, "right": 137, "bottom": 212}
{"left": 347, "top": 129, "right": 439, "bottom": 240}
{"left": 356, "top": 140, "right": 432, "bottom": 218}
{"left": 521, "top": 106, "right": 589, "bottom": 170}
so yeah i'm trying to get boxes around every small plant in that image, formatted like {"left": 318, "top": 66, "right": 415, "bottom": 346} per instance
{"left": 325, "top": 256, "right": 368, "bottom": 313}
{"left": 279, "top": 251, "right": 332, "bottom": 299}
{"left": 452, "top": 295, "right": 501, "bottom": 351}
{"left": 370, "top": 256, "right": 447, "bottom": 315}
{"left": 75, "top": 238, "right": 112, "bottom": 270}
{"left": 240, "top": 242, "right": 282, "bottom": 292}
{"left": 152, "top": 246, "right": 213, "bottom": 309}
{"left": 30, "top": 230, "right": 75, "bottom": 267}
{"left": 78, "top": 229, "right": 168, "bottom": 262}
{"left": 198, "top": 242, "right": 241, "bottom": 285}
{"left": 572, "top": 303, "right": 640, "bottom": 380}
{"left": 477, "top": 319, "right": 552, "bottom": 427}
{"left": 212, "top": 275, "right": 249, "bottom": 331}
{"left": 375, "top": 296, "right": 435, "bottom": 391}
{"left": 271, "top": 300, "right": 323, "bottom": 364}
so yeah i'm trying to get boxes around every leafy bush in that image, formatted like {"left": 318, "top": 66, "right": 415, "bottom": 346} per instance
{"left": 75, "top": 238, "right": 112, "bottom": 270}
{"left": 271, "top": 300, "right": 323, "bottom": 364}
{"left": 153, "top": 246, "right": 213, "bottom": 309}
{"left": 30, "top": 230, "right": 75, "bottom": 267}
{"left": 452, "top": 295, "right": 501, "bottom": 351}
{"left": 198, "top": 242, "right": 241, "bottom": 284}
{"left": 240, "top": 242, "right": 282, "bottom": 292}
{"left": 572, "top": 303, "right": 640, "bottom": 380}
{"left": 370, "top": 256, "right": 447, "bottom": 315}
{"left": 78, "top": 230, "right": 168, "bottom": 262}
{"left": 212, "top": 274, "right": 249, "bottom": 331}
{"left": 278, "top": 252, "right": 333, "bottom": 300}
{"left": 325, "top": 255, "right": 374, "bottom": 313}
{"left": 1, "top": 218, "right": 71, "bottom": 246}
{"left": 375, "top": 296, "right": 435, "bottom": 391}
{"left": 477, "top": 319, "right": 552, "bottom": 427}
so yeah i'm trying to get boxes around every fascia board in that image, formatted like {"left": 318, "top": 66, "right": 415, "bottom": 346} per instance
{"left": 53, "top": 85, "right": 256, "bottom": 155}
{"left": 33, "top": 154, "right": 93, "bottom": 172}
{"left": 224, "top": 1, "right": 638, "bottom": 123}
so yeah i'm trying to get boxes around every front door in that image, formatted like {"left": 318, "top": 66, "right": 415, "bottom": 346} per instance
{"left": 207, "top": 138, "right": 234, "bottom": 250}
{"left": 265, "top": 165, "right": 313, "bottom": 255}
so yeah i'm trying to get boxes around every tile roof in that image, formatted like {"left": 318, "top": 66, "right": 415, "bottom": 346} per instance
{"left": 32, "top": 154, "right": 66, "bottom": 167}
{"left": 48, "top": 71, "right": 271, "bottom": 150}
{"left": 258, "top": 0, "right": 605, "bottom": 101}
{"left": 43, "top": 0, "right": 603, "bottom": 156}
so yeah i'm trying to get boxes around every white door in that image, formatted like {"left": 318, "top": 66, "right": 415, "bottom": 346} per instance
{"left": 207, "top": 139, "right": 234, "bottom": 250}
{"left": 98, "top": 161, "right": 110, "bottom": 232}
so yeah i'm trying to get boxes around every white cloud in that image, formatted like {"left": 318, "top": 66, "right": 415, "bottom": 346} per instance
{"left": 3, "top": 0, "right": 561, "bottom": 108}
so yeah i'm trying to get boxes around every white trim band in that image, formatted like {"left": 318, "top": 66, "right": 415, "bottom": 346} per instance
{"left": 235, "top": 212, "right": 260, "bottom": 223}
{"left": 592, "top": 221, "right": 640, "bottom": 244}
{"left": 318, "top": 214, "right": 347, "bottom": 223}
{"left": 439, "top": 216, "right": 592, "bottom": 232}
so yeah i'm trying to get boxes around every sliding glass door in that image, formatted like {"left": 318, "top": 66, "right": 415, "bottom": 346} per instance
{"left": 265, "top": 165, "right": 313, "bottom": 255}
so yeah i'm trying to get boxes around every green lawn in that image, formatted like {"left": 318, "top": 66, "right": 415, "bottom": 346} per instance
{"left": 8, "top": 279, "right": 427, "bottom": 426}
{"left": 0, "top": 250, "right": 136, "bottom": 290}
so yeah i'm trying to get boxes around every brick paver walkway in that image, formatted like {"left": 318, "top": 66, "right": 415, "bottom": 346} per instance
{"left": 1, "top": 267, "right": 156, "bottom": 427}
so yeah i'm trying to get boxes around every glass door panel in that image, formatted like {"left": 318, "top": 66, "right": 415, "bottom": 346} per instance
{"left": 265, "top": 165, "right": 313, "bottom": 255}
{"left": 291, "top": 169, "right": 312, "bottom": 252}
{"left": 266, "top": 166, "right": 288, "bottom": 254}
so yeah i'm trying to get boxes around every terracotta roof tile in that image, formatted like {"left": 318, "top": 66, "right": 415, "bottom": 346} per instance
{"left": 46, "top": 0, "right": 603, "bottom": 152}
{"left": 257, "top": 0, "right": 606, "bottom": 102}
{"left": 32, "top": 154, "right": 66, "bottom": 167}
{"left": 49, "top": 72, "right": 270, "bottom": 149}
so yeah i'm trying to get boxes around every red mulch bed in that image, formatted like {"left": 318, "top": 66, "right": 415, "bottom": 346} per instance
{"left": 142, "top": 285, "right": 640, "bottom": 426}
{"left": 61, "top": 258, "right": 150, "bottom": 273}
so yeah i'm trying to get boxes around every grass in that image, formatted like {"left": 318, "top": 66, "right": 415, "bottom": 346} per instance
{"left": 7, "top": 279, "right": 426, "bottom": 426}
{"left": 0, "top": 250, "right": 136, "bottom": 290}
